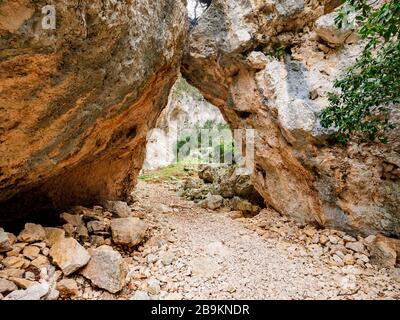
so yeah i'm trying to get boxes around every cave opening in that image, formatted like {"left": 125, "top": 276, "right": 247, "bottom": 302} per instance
{"left": 139, "top": 76, "right": 265, "bottom": 216}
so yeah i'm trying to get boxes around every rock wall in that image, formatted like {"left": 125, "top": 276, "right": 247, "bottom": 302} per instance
{"left": 182, "top": 0, "right": 400, "bottom": 236}
{"left": 0, "top": 0, "right": 187, "bottom": 223}
{"left": 142, "top": 77, "right": 225, "bottom": 170}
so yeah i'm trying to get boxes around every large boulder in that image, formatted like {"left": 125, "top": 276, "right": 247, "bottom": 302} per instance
{"left": 111, "top": 217, "right": 147, "bottom": 247}
{"left": 49, "top": 237, "right": 90, "bottom": 275}
{"left": 0, "top": 0, "right": 187, "bottom": 223}
{"left": 182, "top": 0, "right": 400, "bottom": 236}
{"left": 367, "top": 234, "right": 400, "bottom": 268}
{"left": 17, "top": 223, "right": 46, "bottom": 243}
{"left": 81, "top": 245, "right": 126, "bottom": 293}
{"left": 315, "top": 11, "right": 353, "bottom": 45}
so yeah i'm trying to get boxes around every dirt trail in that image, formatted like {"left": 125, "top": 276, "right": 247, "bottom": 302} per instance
{"left": 130, "top": 181, "right": 400, "bottom": 300}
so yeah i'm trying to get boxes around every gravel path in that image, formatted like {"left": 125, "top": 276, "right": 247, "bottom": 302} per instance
{"left": 129, "top": 181, "right": 400, "bottom": 300}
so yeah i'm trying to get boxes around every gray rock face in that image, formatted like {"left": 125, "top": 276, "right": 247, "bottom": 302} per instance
{"left": 49, "top": 238, "right": 90, "bottom": 275}
{"left": 182, "top": 0, "right": 400, "bottom": 236}
{"left": 81, "top": 245, "right": 126, "bottom": 293}
{"left": 111, "top": 217, "right": 147, "bottom": 247}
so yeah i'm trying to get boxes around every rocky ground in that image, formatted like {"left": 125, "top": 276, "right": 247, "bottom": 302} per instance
{"left": 1, "top": 175, "right": 400, "bottom": 300}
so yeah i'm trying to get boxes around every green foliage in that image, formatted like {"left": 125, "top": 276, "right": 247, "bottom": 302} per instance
{"left": 264, "top": 43, "right": 287, "bottom": 59}
{"left": 175, "top": 120, "right": 235, "bottom": 163}
{"left": 320, "top": 0, "right": 400, "bottom": 143}
{"left": 138, "top": 163, "right": 195, "bottom": 183}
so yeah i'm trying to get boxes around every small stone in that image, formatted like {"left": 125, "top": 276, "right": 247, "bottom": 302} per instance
{"left": 60, "top": 212, "right": 83, "bottom": 227}
{"left": 87, "top": 221, "right": 110, "bottom": 234}
{"left": 331, "top": 254, "right": 344, "bottom": 266}
{"left": 319, "top": 235, "right": 328, "bottom": 245}
{"left": 191, "top": 257, "right": 221, "bottom": 277}
{"left": 31, "top": 255, "right": 49, "bottom": 269}
{"left": 57, "top": 279, "right": 79, "bottom": 297}
{"left": 155, "top": 203, "right": 172, "bottom": 214}
{"left": 165, "top": 292, "right": 183, "bottom": 300}
{"left": 80, "top": 245, "right": 126, "bottom": 293}
{"left": 0, "top": 228, "right": 12, "bottom": 252}
{"left": 90, "top": 235, "right": 105, "bottom": 247}
{"left": 303, "top": 226, "right": 317, "bottom": 237}
{"left": 161, "top": 251, "right": 175, "bottom": 266}
{"left": 308, "top": 244, "right": 323, "bottom": 257}
{"left": 10, "top": 277, "right": 36, "bottom": 289}
{"left": 364, "top": 235, "right": 376, "bottom": 245}
{"left": 343, "top": 254, "right": 355, "bottom": 265}
{"left": 111, "top": 217, "right": 147, "bottom": 247}
{"left": 199, "top": 194, "right": 224, "bottom": 210}
{"left": 391, "top": 268, "right": 400, "bottom": 283}
{"left": 4, "top": 282, "right": 50, "bottom": 300}
{"left": 315, "top": 11, "right": 353, "bottom": 45}
{"left": 355, "top": 253, "right": 369, "bottom": 263}
{"left": 99, "top": 292, "right": 116, "bottom": 300}
{"left": 17, "top": 223, "right": 46, "bottom": 243}
{"left": 105, "top": 201, "right": 131, "bottom": 218}
{"left": 6, "top": 247, "right": 22, "bottom": 257}
{"left": 130, "top": 290, "right": 150, "bottom": 300}
{"left": 246, "top": 51, "right": 268, "bottom": 70}
{"left": 62, "top": 224, "right": 75, "bottom": 237}
{"left": 147, "top": 279, "right": 161, "bottom": 295}
{"left": 2, "top": 256, "right": 29, "bottom": 269}
{"left": 49, "top": 238, "right": 90, "bottom": 276}
{"left": 147, "top": 254, "right": 158, "bottom": 264}
{"left": 24, "top": 271, "right": 36, "bottom": 281}
{"left": 229, "top": 211, "right": 244, "bottom": 220}
{"left": 44, "top": 228, "right": 65, "bottom": 247}
{"left": 0, "top": 278, "right": 17, "bottom": 293}
{"left": 46, "top": 289, "right": 60, "bottom": 300}
{"left": 345, "top": 241, "right": 365, "bottom": 253}
{"left": 41, "top": 247, "right": 50, "bottom": 256}
{"left": 368, "top": 235, "right": 398, "bottom": 268}
{"left": 23, "top": 246, "right": 41, "bottom": 260}
{"left": 31, "top": 242, "right": 46, "bottom": 249}
{"left": 343, "top": 235, "right": 357, "bottom": 242}
{"left": 0, "top": 268, "right": 25, "bottom": 279}
{"left": 328, "top": 235, "right": 339, "bottom": 245}
{"left": 309, "top": 89, "right": 319, "bottom": 100}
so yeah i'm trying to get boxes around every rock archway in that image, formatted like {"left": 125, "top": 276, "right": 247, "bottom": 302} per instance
{"left": 0, "top": 0, "right": 399, "bottom": 237}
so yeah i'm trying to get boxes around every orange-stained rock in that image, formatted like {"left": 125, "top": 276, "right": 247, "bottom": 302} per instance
{"left": 0, "top": 0, "right": 187, "bottom": 222}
